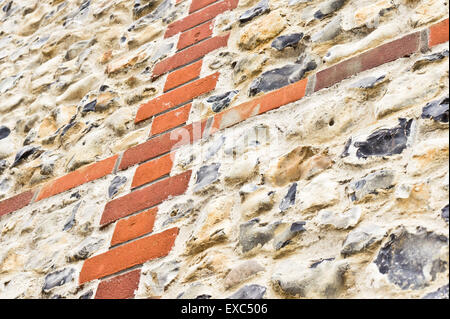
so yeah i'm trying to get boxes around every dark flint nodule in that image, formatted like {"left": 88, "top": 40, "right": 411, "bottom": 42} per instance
{"left": 0, "top": 125, "right": 11, "bottom": 140}
{"left": 271, "top": 33, "right": 304, "bottom": 51}
{"left": 441, "top": 204, "right": 449, "bottom": 223}
{"left": 11, "top": 145, "right": 39, "bottom": 167}
{"left": 227, "top": 284, "right": 267, "bottom": 299}
{"left": 108, "top": 175, "right": 127, "bottom": 198}
{"left": 206, "top": 90, "right": 238, "bottom": 113}
{"left": 354, "top": 118, "right": 413, "bottom": 158}
{"left": 239, "top": 0, "right": 270, "bottom": 24}
{"left": 279, "top": 182, "right": 297, "bottom": 212}
{"left": 194, "top": 163, "right": 220, "bottom": 191}
{"left": 421, "top": 96, "right": 449, "bottom": 123}
{"left": 82, "top": 100, "right": 97, "bottom": 113}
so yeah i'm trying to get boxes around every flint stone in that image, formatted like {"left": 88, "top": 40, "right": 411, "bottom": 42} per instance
{"left": 239, "top": 218, "right": 280, "bottom": 253}
{"left": 279, "top": 182, "right": 297, "bottom": 212}
{"left": 350, "top": 170, "right": 395, "bottom": 202}
{"left": 271, "top": 33, "right": 303, "bottom": 51}
{"left": 350, "top": 75, "right": 386, "bottom": 89}
{"left": 194, "top": 163, "right": 221, "bottom": 192}
{"left": 249, "top": 62, "right": 315, "bottom": 96}
{"left": 374, "top": 227, "right": 448, "bottom": 290}
{"left": 341, "top": 224, "right": 386, "bottom": 256}
{"left": 354, "top": 118, "right": 413, "bottom": 158}
{"left": 43, "top": 268, "right": 75, "bottom": 292}
{"left": 239, "top": 0, "right": 270, "bottom": 24}
{"left": 441, "top": 204, "right": 449, "bottom": 223}
{"left": 0, "top": 126, "right": 10, "bottom": 140}
{"left": 421, "top": 96, "right": 449, "bottom": 123}
{"left": 108, "top": 176, "right": 128, "bottom": 198}
{"left": 227, "top": 284, "right": 267, "bottom": 299}
{"left": 11, "top": 145, "right": 39, "bottom": 167}
{"left": 206, "top": 90, "right": 238, "bottom": 113}
{"left": 273, "top": 221, "right": 306, "bottom": 250}
{"left": 422, "top": 284, "right": 449, "bottom": 299}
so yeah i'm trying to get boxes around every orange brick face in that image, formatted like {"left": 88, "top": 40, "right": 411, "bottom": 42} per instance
{"left": 429, "top": 18, "right": 449, "bottom": 47}
{"left": 165, "top": 0, "right": 238, "bottom": 38}
{"left": 110, "top": 208, "right": 157, "bottom": 247}
{"left": 131, "top": 153, "right": 174, "bottom": 189}
{"left": 79, "top": 228, "right": 179, "bottom": 284}
{"left": 152, "top": 34, "right": 229, "bottom": 78}
{"left": 0, "top": 190, "right": 35, "bottom": 218}
{"left": 135, "top": 72, "right": 219, "bottom": 123}
{"left": 95, "top": 269, "right": 141, "bottom": 299}
{"left": 151, "top": 104, "right": 192, "bottom": 136}
{"left": 189, "top": 0, "right": 218, "bottom": 13}
{"left": 164, "top": 61, "right": 202, "bottom": 92}
{"left": 36, "top": 156, "right": 118, "bottom": 201}
{"left": 100, "top": 171, "right": 192, "bottom": 226}
{"left": 177, "top": 21, "right": 214, "bottom": 51}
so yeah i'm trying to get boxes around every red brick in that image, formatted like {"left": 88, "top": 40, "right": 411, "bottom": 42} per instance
{"left": 100, "top": 171, "right": 192, "bottom": 226}
{"left": 164, "top": 60, "right": 202, "bottom": 92}
{"left": 177, "top": 21, "right": 214, "bottom": 51}
{"left": 36, "top": 155, "right": 118, "bottom": 201}
{"left": 211, "top": 78, "right": 308, "bottom": 133}
{"left": 95, "top": 269, "right": 141, "bottom": 299}
{"left": 0, "top": 190, "right": 34, "bottom": 218}
{"left": 189, "top": 0, "right": 219, "bottom": 13}
{"left": 165, "top": 0, "right": 238, "bottom": 38}
{"left": 79, "top": 227, "right": 179, "bottom": 284}
{"left": 429, "top": 18, "right": 449, "bottom": 47}
{"left": 119, "top": 120, "right": 207, "bottom": 170}
{"left": 136, "top": 72, "right": 219, "bottom": 123}
{"left": 151, "top": 104, "right": 192, "bottom": 136}
{"left": 131, "top": 153, "right": 174, "bottom": 189}
{"left": 315, "top": 32, "right": 420, "bottom": 92}
{"left": 153, "top": 34, "right": 229, "bottom": 78}
{"left": 110, "top": 208, "right": 157, "bottom": 247}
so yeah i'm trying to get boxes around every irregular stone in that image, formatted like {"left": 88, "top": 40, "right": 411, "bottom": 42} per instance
{"left": 442, "top": 204, "right": 449, "bottom": 223}
{"left": 268, "top": 146, "right": 332, "bottom": 187}
{"left": 240, "top": 187, "right": 275, "bottom": 219}
{"left": 133, "top": 0, "right": 157, "bottom": 19}
{"left": 42, "top": 268, "right": 75, "bottom": 293}
{"left": 273, "top": 222, "right": 306, "bottom": 250}
{"left": 239, "top": 11, "right": 286, "bottom": 50}
{"left": 183, "top": 251, "right": 229, "bottom": 283}
{"left": 11, "top": 145, "right": 40, "bottom": 168}
{"left": 408, "top": 138, "right": 449, "bottom": 176}
{"left": 65, "top": 39, "right": 95, "bottom": 61}
{"left": 298, "top": 173, "right": 340, "bottom": 211}
{"left": 145, "top": 260, "right": 180, "bottom": 296}
{"left": 421, "top": 96, "right": 449, "bottom": 123}
{"left": 239, "top": 218, "right": 280, "bottom": 253}
{"left": 239, "top": 0, "right": 270, "bottom": 24}
{"left": 289, "top": 0, "right": 312, "bottom": 5}
{"left": 66, "top": 237, "right": 104, "bottom": 262}
{"left": 341, "top": 224, "right": 386, "bottom": 256}
{"left": 224, "top": 260, "right": 265, "bottom": 289}
{"left": 0, "top": 73, "right": 22, "bottom": 94}
{"left": 227, "top": 284, "right": 267, "bottom": 299}
{"left": 106, "top": 44, "right": 153, "bottom": 74}
{"left": 185, "top": 197, "right": 233, "bottom": 255}
{"left": 162, "top": 200, "right": 194, "bottom": 227}
{"left": 349, "top": 170, "right": 395, "bottom": 202}
{"left": 279, "top": 182, "right": 297, "bottom": 212}
{"left": 317, "top": 207, "right": 361, "bottom": 229}
{"left": 422, "top": 284, "right": 449, "bottom": 299}
{"left": 224, "top": 153, "right": 258, "bottom": 184}
{"left": 206, "top": 90, "right": 238, "bottom": 113}
{"left": 205, "top": 135, "right": 226, "bottom": 160}
{"left": 0, "top": 126, "right": 10, "bottom": 140}
{"left": 194, "top": 163, "right": 220, "bottom": 192}
{"left": 272, "top": 258, "right": 349, "bottom": 298}
{"left": 412, "top": 50, "right": 449, "bottom": 71}
{"left": 311, "top": 15, "right": 342, "bottom": 43}
{"left": 128, "top": 0, "right": 172, "bottom": 32}
{"left": 233, "top": 53, "right": 268, "bottom": 85}
{"left": 374, "top": 227, "right": 448, "bottom": 290}
{"left": 354, "top": 118, "right": 413, "bottom": 158}
{"left": 350, "top": 75, "right": 386, "bottom": 89}
{"left": 351, "top": 0, "right": 396, "bottom": 29}
{"left": 249, "top": 61, "right": 316, "bottom": 96}
{"left": 271, "top": 33, "right": 303, "bottom": 50}
{"left": 63, "top": 202, "right": 81, "bottom": 232}
{"left": 314, "top": 0, "right": 346, "bottom": 20}
{"left": 108, "top": 176, "right": 128, "bottom": 198}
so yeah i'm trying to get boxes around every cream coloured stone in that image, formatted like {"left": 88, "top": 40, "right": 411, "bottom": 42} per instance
{"left": 239, "top": 11, "right": 286, "bottom": 50}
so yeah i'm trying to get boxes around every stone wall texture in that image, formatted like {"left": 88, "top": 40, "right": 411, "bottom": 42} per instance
{"left": 0, "top": 0, "right": 448, "bottom": 299}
